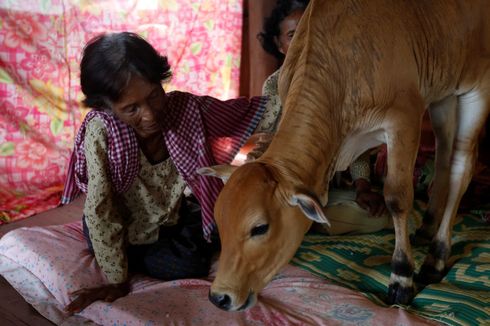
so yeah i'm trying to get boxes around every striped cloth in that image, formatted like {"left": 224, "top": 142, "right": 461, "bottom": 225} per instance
{"left": 62, "top": 91, "right": 267, "bottom": 241}
{"left": 161, "top": 92, "right": 267, "bottom": 239}
{"left": 61, "top": 110, "right": 140, "bottom": 204}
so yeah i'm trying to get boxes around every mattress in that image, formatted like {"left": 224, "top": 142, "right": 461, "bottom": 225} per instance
{"left": 0, "top": 216, "right": 436, "bottom": 325}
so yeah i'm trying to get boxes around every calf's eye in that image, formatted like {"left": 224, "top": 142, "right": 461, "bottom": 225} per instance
{"left": 251, "top": 224, "right": 269, "bottom": 237}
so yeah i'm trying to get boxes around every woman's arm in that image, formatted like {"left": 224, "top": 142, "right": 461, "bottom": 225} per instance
{"left": 246, "top": 70, "right": 283, "bottom": 161}
{"left": 65, "top": 282, "right": 130, "bottom": 314}
{"left": 261, "top": 69, "right": 280, "bottom": 97}
{"left": 65, "top": 118, "right": 129, "bottom": 313}
{"left": 350, "top": 151, "right": 387, "bottom": 217}
{"left": 349, "top": 151, "right": 372, "bottom": 182}
{"left": 255, "top": 69, "right": 282, "bottom": 134}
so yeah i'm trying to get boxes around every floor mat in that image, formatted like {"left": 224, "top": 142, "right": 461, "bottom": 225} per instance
{"left": 292, "top": 201, "right": 490, "bottom": 326}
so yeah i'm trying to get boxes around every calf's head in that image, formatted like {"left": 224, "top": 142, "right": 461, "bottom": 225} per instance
{"left": 198, "top": 162, "right": 329, "bottom": 311}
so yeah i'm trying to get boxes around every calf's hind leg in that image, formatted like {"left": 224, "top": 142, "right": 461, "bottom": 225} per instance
{"left": 383, "top": 92, "right": 425, "bottom": 305}
{"left": 418, "top": 89, "right": 490, "bottom": 284}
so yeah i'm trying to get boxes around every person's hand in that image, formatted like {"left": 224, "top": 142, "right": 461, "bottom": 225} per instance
{"left": 246, "top": 133, "right": 274, "bottom": 162}
{"left": 356, "top": 190, "right": 387, "bottom": 217}
{"left": 354, "top": 178, "right": 387, "bottom": 217}
{"left": 64, "top": 282, "right": 130, "bottom": 314}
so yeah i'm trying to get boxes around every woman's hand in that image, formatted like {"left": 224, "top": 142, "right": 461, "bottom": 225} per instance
{"left": 246, "top": 133, "right": 274, "bottom": 162}
{"left": 354, "top": 178, "right": 387, "bottom": 217}
{"left": 64, "top": 282, "right": 130, "bottom": 314}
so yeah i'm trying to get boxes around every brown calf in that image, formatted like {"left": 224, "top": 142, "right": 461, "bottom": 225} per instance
{"left": 199, "top": 0, "right": 490, "bottom": 310}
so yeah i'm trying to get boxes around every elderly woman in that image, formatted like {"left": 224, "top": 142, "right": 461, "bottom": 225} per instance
{"left": 62, "top": 32, "right": 267, "bottom": 313}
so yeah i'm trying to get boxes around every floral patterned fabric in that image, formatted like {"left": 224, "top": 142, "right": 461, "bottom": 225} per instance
{"left": 0, "top": 0, "right": 243, "bottom": 223}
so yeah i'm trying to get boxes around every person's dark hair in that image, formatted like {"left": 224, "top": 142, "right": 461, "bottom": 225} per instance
{"left": 257, "top": 0, "right": 309, "bottom": 61}
{"left": 80, "top": 32, "right": 172, "bottom": 110}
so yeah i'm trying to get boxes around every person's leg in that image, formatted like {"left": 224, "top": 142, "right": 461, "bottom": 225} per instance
{"left": 82, "top": 215, "right": 95, "bottom": 253}
{"left": 141, "top": 197, "right": 217, "bottom": 280}
{"left": 313, "top": 189, "right": 392, "bottom": 235}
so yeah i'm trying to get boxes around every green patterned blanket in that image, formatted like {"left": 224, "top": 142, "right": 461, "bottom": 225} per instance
{"left": 292, "top": 201, "right": 490, "bottom": 326}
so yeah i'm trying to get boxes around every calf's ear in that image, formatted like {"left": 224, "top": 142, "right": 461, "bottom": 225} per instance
{"left": 197, "top": 165, "right": 237, "bottom": 184}
{"left": 289, "top": 193, "right": 331, "bottom": 227}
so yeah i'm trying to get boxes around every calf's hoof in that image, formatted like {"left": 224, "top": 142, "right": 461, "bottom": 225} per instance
{"left": 416, "top": 263, "right": 446, "bottom": 285}
{"left": 410, "top": 230, "right": 432, "bottom": 246}
{"left": 387, "top": 282, "right": 414, "bottom": 305}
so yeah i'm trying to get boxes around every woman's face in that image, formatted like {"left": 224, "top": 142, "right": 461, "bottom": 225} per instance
{"left": 275, "top": 9, "right": 304, "bottom": 56}
{"left": 111, "top": 75, "right": 166, "bottom": 139}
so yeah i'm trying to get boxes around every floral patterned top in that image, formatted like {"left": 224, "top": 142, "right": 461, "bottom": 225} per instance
{"left": 83, "top": 117, "right": 186, "bottom": 284}
{"left": 258, "top": 69, "right": 371, "bottom": 181}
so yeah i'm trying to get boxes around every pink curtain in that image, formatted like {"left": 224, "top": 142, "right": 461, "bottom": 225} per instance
{"left": 0, "top": 0, "right": 243, "bottom": 224}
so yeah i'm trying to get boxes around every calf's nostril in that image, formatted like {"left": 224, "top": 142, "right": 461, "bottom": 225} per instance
{"left": 208, "top": 291, "right": 231, "bottom": 310}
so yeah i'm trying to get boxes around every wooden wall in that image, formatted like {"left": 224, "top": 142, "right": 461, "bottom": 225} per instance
{"left": 240, "top": 0, "right": 280, "bottom": 97}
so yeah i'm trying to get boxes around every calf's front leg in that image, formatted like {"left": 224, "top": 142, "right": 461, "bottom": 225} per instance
{"left": 383, "top": 93, "right": 424, "bottom": 305}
